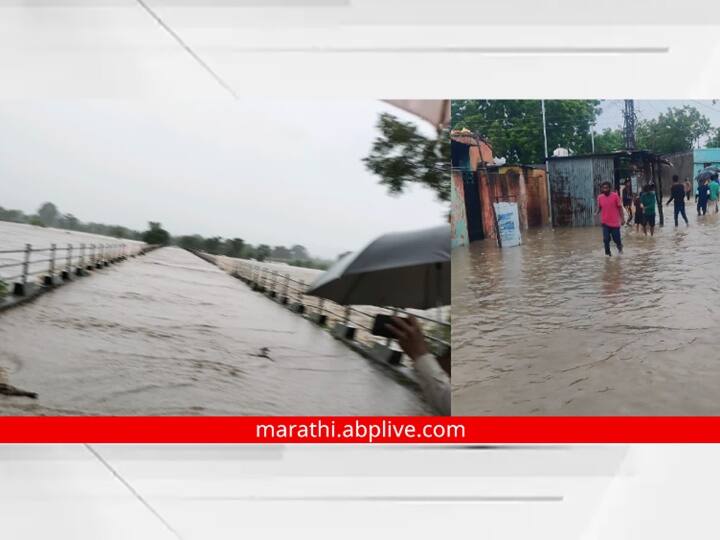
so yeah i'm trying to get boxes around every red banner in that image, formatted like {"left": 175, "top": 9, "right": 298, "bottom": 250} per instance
{"left": 2, "top": 416, "right": 720, "bottom": 443}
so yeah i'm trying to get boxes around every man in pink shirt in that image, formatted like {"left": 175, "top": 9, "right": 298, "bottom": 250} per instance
{"left": 595, "top": 181, "right": 624, "bottom": 256}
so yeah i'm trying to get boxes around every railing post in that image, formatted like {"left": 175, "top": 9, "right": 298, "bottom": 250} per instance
{"left": 344, "top": 305, "right": 351, "bottom": 325}
{"left": 67, "top": 244, "right": 72, "bottom": 271}
{"left": 22, "top": 243, "right": 31, "bottom": 288}
{"left": 284, "top": 274, "right": 290, "bottom": 300}
{"left": 80, "top": 243, "right": 85, "bottom": 268}
{"left": 49, "top": 243, "right": 56, "bottom": 276}
{"left": 90, "top": 244, "right": 95, "bottom": 266}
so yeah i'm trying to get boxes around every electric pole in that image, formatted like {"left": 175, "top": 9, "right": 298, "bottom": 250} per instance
{"left": 623, "top": 99, "right": 636, "bottom": 150}
{"left": 541, "top": 99, "right": 553, "bottom": 225}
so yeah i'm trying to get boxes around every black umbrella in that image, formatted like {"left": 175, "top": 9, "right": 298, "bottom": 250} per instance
{"left": 305, "top": 225, "right": 450, "bottom": 309}
{"left": 696, "top": 166, "right": 720, "bottom": 183}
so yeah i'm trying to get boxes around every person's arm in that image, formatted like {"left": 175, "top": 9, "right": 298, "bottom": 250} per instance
{"left": 666, "top": 191, "right": 675, "bottom": 206}
{"left": 386, "top": 315, "right": 429, "bottom": 361}
{"left": 595, "top": 197, "right": 601, "bottom": 215}
{"left": 386, "top": 316, "right": 450, "bottom": 415}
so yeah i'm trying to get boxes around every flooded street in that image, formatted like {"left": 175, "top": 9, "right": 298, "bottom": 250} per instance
{"left": 0, "top": 246, "right": 432, "bottom": 415}
{"left": 453, "top": 210, "right": 720, "bottom": 415}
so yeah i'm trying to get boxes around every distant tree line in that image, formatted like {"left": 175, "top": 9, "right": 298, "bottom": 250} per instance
{"left": 175, "top": 234, "right": 333, "bottom": 269}
{"left": 0, "top": 202, "right": 334, "bottom": 270}
{"left": 0, "top": 202, "right": 145, "bottom": 240}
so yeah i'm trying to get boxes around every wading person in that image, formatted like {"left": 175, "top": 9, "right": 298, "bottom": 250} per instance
{"left": 666, "top": 175, "right": 689, "bottom": 227}
{"left": 621, "top": 179, "right": 634, "bottom": 225}
{"left": 633, "top": 193, "right": 644, "bottom": 232}
{"left": 697, "top": 179, "right": 710, "bottom": 216}
{"left": 711, "top": 177, "right": 720, "bottom": 213}
{"left": 596, "top": 181, "right": 623, "bottom": 256}
{"left": 640, "top": 184, "right": 657, "bottom": 236}
{"left": 684, "top": 177, "right": 693, "bottom": 201}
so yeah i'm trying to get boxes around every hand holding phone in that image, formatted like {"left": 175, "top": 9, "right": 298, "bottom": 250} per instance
{"left": 371, "top": 314, "right": 409, "bottom": 339}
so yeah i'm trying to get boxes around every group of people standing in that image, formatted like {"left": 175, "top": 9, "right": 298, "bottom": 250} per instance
{"left": 694, "top": 176, "right": 720, "bottom": 215}
{"left": 596, "top": 174, "right": 720, "bottom": 256}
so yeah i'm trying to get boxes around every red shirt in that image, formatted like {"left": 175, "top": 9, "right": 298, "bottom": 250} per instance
{"left": 597, "top": 192, "right": 623, "bottom": 227}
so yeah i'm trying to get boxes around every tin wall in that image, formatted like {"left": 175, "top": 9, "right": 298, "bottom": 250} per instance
{"left": 525, "top": 168, "right": 550, "bottom": 227}
{"left": 451, "top": 170, "right": 469, "bottom": 248}
{"left": 693, "top": 148, "right": 720, "bottom": 181}
{"left": 550, "top": 157, "right": 614, "bottom": 226}
{"left": 486, "top": 167, "right": 526, "bottom": 229}
{"left": 660, "top": 151, "right": 693, "bottom": 197}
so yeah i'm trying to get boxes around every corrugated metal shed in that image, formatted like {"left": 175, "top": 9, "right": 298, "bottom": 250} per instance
{"left": 549, "top": 156, "right": 614, "bottom": 226}
{"left": 660, "top": 150, "right": 693, "bottom": 197}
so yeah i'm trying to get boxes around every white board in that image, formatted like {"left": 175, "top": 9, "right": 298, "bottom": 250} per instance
{"left": 493, "top": 202, "right": 522, "bottom": 247}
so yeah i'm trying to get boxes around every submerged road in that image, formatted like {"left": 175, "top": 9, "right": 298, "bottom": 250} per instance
{"left": 453, "top": 210, "right": 720, "bottom": 416}
{"left": 0, "top": 248, "right": 432, "bottom": 415}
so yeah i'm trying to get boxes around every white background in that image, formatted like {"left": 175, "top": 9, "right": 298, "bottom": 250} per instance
{"left": 2, "top": 1, "right": 720, "bottom": 538}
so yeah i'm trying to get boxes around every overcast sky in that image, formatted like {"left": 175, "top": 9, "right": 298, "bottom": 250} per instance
{"left": 0, "top": 100, "right": 446, "bottom": 259}
{"left": 596, "top": 99, "right": 720, "bottom": 141}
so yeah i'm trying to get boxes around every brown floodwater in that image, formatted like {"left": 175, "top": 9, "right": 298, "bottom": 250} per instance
{"left": 453, "top": 209, "right": 720, "bottom": 415}
{"left": 0, "top": 246, "right": 432, "bottom": 415}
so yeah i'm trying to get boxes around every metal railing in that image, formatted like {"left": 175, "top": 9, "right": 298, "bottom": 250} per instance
{"left": 0, "top": 242, "right": 147, "bottom": 295}
{"left": 223, "top": 257, "right": 450, "bottom": 351}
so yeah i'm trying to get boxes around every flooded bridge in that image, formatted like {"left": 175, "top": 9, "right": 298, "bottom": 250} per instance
{"left": 0, "top": 247, "right": 432, "bottom": 415}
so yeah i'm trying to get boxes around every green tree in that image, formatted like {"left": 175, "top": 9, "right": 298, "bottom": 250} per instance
{"left": 452, "top": 99, "right": 601, "bottom": 163}
{"left": 224, "top": 238, "right": 245, "bottom": 258}
{"left": 178, "top": 235, "right": 203, "bottom": 251}
{"left": 108, "top": 225, "right": 129, "bottom": 238}
{"left": 363, "top": 113, "right": 450, "bottom": 202}
{"left": 289, "top": 244, "right": 309, "bottom": 260}
{"left": 706, "top": 128, "right": 720, "bottom": 148}
{"left": 593, "top": 128, "right": 624, "bottom": 153}
{"left": 636, "top": 106, "right": 711, "bottom": 154}
{"left": 141, "top": 221, "right": 170, "bottom": 245}
{"left": 271, "top": 245, "right": 292, "bottom": 260}
{"left": 29, "top": 215, "right": 45, "bottom": 227}
{"left": 59, "top": 213, "right": 80, "bottom": 230}
{"left": 255, "top": 244, "right": 271, "bottom": 262}
{"left": 202, "top": 236, "right": 222, "bottom": 254}
{"left": 0, "top": 207, "right": 28, "bottom": 223}
{"left": 242, "top": 245, "right": 256, "bottom": 260}
{"left": 37, "top": 202, "right": 59, "bottom": 227}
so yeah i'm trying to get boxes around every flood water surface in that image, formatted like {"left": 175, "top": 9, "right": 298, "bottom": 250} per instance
{"left": 0, "top": 246, "right": 432, "bottom": 415}
{"left": 453, "top": 211, "right": 720, "bottom": 415}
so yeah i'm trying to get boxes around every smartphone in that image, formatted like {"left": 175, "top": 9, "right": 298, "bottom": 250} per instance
{"left": 371, "top": 314, "right": 410, "bottom": 339}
